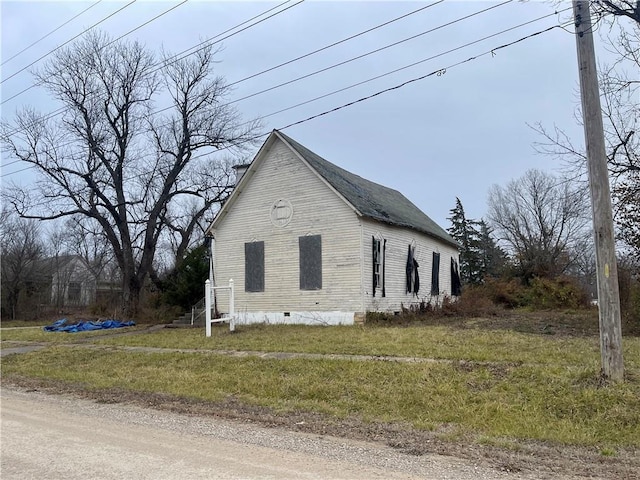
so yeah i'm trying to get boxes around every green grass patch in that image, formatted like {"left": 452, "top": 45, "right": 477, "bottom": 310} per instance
{"left": 94, "top": 323, "right": 640, "bottom": 369}
{"left": 1, "top": 325, "right": 146, "bottom": 344}
{"left": 3, "top": 346, "right": 639, "bottom": 447}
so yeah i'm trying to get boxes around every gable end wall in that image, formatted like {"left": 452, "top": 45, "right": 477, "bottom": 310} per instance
{"left": 212, "top": 138, "right": 363, "bottom": 320}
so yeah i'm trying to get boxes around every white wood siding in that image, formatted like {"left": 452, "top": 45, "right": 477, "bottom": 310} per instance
{"left": 213, "top": 138, "right": 363, "bottom": 316}
{"left": 360, "top": 219, "right": 459, "bottom": 312}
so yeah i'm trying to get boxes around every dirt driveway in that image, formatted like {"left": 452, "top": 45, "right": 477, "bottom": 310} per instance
{"left": 2, "top": 386, "right": 552, "bottom": 480}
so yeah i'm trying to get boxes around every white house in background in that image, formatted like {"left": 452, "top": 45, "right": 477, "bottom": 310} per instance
{"left": 36, "top": 255, "right": 97, "bottom": 307}
{"left": 207, "top": 130, "right": 460, "bottom": 325}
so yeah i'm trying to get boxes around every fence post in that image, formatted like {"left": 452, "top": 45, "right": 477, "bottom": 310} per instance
{"left": 205, "top": 279, "right": 212, "bottom": 337}
{"left": 229, "top": 279, "right": 235, "bottom": 332}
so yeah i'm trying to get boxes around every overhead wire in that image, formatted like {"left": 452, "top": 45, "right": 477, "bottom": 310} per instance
{"left": 1, "top": 0, "right": 190, "bottom": 104}
{"left": 144, "top": 0, "right": 304, "bottom": 77}
{"left": 1, "top": 11, "right": 573, "bottom": 180}
{"left": 279, "top": 22, "right": 573, "bottom": 131}
{"left": 1, "top": 0, "right": 104, "bottom": 66}
{"left": 226, "top": 0, "right": 514, "bottom": 105}
{"left": 226, "top": 0, "right": 445, "bottom": 88}
{"left": 0, "top": 0, "right": 302, "bottom": 136}
{"left": 91, "top": 0, "right": 511, "bottom": 126}
{"left": 3, "top": 0, "right": 432, "bottom": 167}
{"left": 87, "top": 0, "right": 449, "bottom": 129}
{"left": 12, "top": 0, "right": 509, "bottom": 142}
{"left": 179, "top": 16, "right": 576, "bottom": 166}
{"left": 246, "top": 7, "right": 573, "bottom": 126}
{"left": 1, "top": 0, "right": 138, "bottom": 84}
{"left": 0, "top": 0, "right": 437, "bottom": 142}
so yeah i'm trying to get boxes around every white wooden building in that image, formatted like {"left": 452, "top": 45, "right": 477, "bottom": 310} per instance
{"left": 207, "top": 130, "right": 460, "bottom": 325}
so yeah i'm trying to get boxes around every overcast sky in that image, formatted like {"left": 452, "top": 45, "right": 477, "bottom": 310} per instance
{"left": 0, "top": 0, "right": 609, "bottom": 230}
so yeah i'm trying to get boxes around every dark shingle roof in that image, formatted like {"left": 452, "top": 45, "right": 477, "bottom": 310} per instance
{"left": 277, "top": 131, "right": 457, "bottom": 247}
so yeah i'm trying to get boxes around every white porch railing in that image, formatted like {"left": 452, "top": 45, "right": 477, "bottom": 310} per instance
{"left": 205, "top": 279, "right": 235, "bottom": 337}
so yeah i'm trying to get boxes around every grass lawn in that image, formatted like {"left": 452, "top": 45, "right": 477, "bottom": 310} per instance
{"left": 2, "top": 314, "right": 639, "bottom": 451}
{"left": 93, "top": 321, "right": 640, "bottom": 369}
{"left": 1, "top": 323, "right": 147, "bottom": 344}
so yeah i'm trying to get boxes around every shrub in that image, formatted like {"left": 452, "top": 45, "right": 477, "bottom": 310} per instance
{"left": 481, "top": 278, "right": 528, "bottom": 308}
{"left": 527, "top": 276, "right": 591, "bottom": 310}
{"left": 621, "top": 278, "right": 640, "bottom": 334}
{"left": 442, "top": 287, "right": 501, "bottom": 317}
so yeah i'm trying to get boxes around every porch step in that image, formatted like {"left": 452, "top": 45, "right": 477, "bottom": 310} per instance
{"left": 171, "top": 309, "right": 205, "bottom": 327}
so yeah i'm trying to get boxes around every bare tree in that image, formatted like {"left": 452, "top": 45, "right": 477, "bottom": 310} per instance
{"left": 487, "top": 169, "right": 591, "bottom": 281}
{"left": 1, "top": 32, "right": 260, "bottom": 316}
{"left": 531, "top": 4, "right": 639, "bottom": 259}
{"left": 0, "top": 209, "right": 45, "bottom": 319}
{"left": 592, "top": 0, "right": 640, "bottom": 23}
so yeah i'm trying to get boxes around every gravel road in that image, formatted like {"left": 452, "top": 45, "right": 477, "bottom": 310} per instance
{"left": 1, "top": 386, "right": 537, "bottom": 480}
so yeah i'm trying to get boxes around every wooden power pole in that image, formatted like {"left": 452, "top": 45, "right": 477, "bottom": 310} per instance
{"left": 573, "top": 1, "right": 624, "bottom": 382}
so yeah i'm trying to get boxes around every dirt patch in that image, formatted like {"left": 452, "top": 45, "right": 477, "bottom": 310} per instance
{"left": 3, "top": 375, "right": 638, "bottom": 480}
{"left": 369, "top": 309, "right": 626, "bottom": 337}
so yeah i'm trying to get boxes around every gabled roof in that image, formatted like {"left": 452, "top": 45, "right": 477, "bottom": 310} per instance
{"left": 276, "top": 131, "right": 457, "bottom": 247}
{"left": 37, "top": 255, "right": 86, "bottom": 276}
{"left": 211, "top": 130, "right": 457, "bottom": 248}
{"left": 32, "top": 255, "right": 96, "bottom": 283}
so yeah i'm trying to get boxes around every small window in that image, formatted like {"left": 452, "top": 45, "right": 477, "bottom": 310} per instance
{"left": 372, "top": 237, "right": 386, "bottom": 297}
{"left": 431, "top": 252, "right": 440, "bottom": 296}
{"left": 67, "top": 282, "right": 81, "bottom": 304}
{"left": 245, "top": 241, "right": 264, "bottom": 292}
{"left": 451, "top": 257, "right": 462, "bottom": 296}
{"left": 299, "top": 235, "right": 322, "bottom": 290}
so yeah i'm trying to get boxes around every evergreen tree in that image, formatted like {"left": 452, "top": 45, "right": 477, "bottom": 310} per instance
{"left": 161, "top": 245, "right": 209, "bottom": 310}
{"left": 448, "top": 198, "right": 505, "bottom": 284}
{"left": 477, "top": 220, "right": 506, "bottom": 279}
{"left": 447, "top": 198, "right": 482, "bottom": 285}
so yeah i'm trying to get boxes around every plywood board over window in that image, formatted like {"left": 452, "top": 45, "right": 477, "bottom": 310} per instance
{"left": 431, "top": 252, "right": 441, "bottom": 296}
{"left": 299, "top": 235, "right": 322, "bottom": 290}
{"left": 245, "top": 241, "right": 265, "bottom": 292}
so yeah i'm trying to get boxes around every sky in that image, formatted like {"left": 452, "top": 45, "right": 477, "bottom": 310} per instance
{"left": 0, "top": 0, "right": 609, "bottom": 231}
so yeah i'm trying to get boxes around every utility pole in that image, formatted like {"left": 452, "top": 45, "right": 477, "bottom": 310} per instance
{"left": 573, "top": 1, "right": 624, "bottom": 382}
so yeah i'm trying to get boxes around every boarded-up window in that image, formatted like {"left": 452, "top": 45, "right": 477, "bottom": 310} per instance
{"left": 299, "top": 235, "right": 322, "bottom": 290}
{"left": 245, "top": 241, "right": 264, "bottom": 292}
{"left": 431, "top": 252, "right": 440, "bottom": 296}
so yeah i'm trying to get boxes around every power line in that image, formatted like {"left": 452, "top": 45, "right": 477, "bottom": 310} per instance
{"left": 90, "top": 0, "right": 447, "bottom": 128}
{"left": 0, "top": 0, "right": 302, "bottom": 135}
{"left": 182, "top": 18, "right": 574, "bottom": 164}
{"left": 226, "top": 0, "right": 445, "bottom": 88}
{"left": 47, "top": 0, "right": 511, "bottom": 133}
{"left": 143, "top": 0, "right": 304, "bottom": 78}
{"left": 1, "top": 0, "right": 104, "bottom": 66}
{"left": 249, "top": 8, "right": 572, "bottom": 126}
{"left": 0, "top": 16, "right": 570, "bottom": 180}
{"left": 279, "top": 23, "right": 571, "bottom": 131}
{"left": 227, "top": 0, "right": 514, "bottom": 106}
{"left": 5, "top": 0, "right": 436, "bottom": 169}
{"left": 1, "top": 0, "right": 189, "bottom": 105}
{"left": 0, "top": 10, "right": 569, "bottom": 176}
{"left": 1, "top": 0, "right": 138, "bottom": 85}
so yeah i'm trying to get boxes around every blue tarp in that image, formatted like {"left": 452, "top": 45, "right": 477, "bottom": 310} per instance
{"left": 43, "top": 318, "right": 135, "bottom": 333}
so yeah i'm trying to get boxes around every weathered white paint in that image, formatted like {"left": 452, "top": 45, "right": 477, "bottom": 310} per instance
{"left": 234, "top": 311, "right": 355, "bottom": 326}
{"left": 211, "top": 137, "right": 363, "bottom": 318}
{"left": 209, "top": 133, "right": 459, "bottom": 325}
{"left": 360, "top": 219, "right": 459, "bottom": 313}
